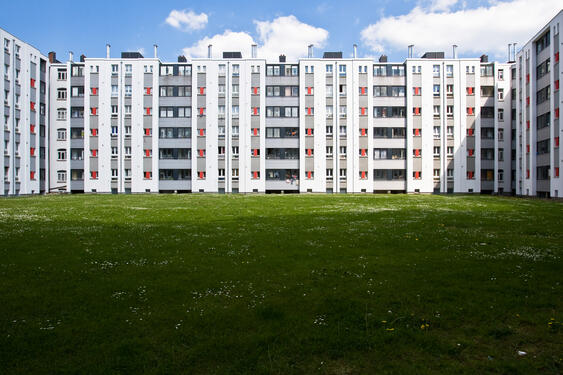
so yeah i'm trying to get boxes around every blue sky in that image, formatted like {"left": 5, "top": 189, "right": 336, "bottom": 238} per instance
{"left": 1, "top": 0, "right": 561, "bottom": 62}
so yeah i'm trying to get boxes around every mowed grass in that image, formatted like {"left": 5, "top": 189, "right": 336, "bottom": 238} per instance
{"left": 0, "top": 194, "right": 561, "bottom": 374}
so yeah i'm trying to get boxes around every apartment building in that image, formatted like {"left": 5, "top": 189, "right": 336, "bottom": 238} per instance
{"left": 1, "top": 28, "right": 48, "bottom": 195}
{"left": 405, "top": 54, "right": 514, "bottom": 194}
{"left": 4, "top": 10, "right": 563, "bottom": 197}
{"left": 515, "top": 10, "right": 562, "bottom": 198}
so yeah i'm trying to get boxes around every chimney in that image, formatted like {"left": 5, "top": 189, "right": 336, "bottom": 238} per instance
{"left": 512, "top": 43, "right": 517, "bottom": 61}
{"left": 308, "top": 44, "right": 313, "bottom": 58}
{"left": 208, "top": 44, "right": 212, "bottom": 58}
{"left": 452, "top": 45, "right": 458, "bottom": 59}
{"left": 80, "top": 54, "right": 86, "bottom": 62}
{"left": 353, "top": 44, "right": 357, "bottom": 58}
{"left": 69, "top": 51, "right": 73, "bottom": 62}
{"left": 48, "top": 51, "right": 56, "bottom": 63}
{"left": 154, "top": 44, "right": 158, "bottom": 58}
{"left": 106, "top": 44, "right": 110, "bottom": 59}
{"left": 379, "top": 55, "right": 388, "bottom": 63}
{"left": 480, "top": 54, "right": 488, "bottom": 63}
{"left": 251, "top": 44, "right": 257, "bottom": 58}
{"left": 408, "top": 45, "right": 414, "bottom": 58}
{"left": 178, "top": 55, "right": 187, "bottom": 63}
{"left": 279, "top": 54, "right": 286, "bottom": 63}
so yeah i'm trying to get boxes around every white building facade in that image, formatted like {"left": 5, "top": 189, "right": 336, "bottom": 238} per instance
{"left": 4, "top": 10, "right": 563, "bottom": 197}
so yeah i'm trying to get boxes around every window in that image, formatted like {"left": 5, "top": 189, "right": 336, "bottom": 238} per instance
{"left": 57, "top": 128, "right": 67, "bottom": 140}
{"left": 232, "top": 64, "right": 240, "bottom": 76}
{"left": 433, "top": 146, "right": 440, "bottom": 157}
{"left": 480, "top": 65, "right": 493, "bottom": 77}
{"left": 71, "top": 65, "right": 83, "bottom": 77}
{"left": 481, "top": 107, "right": 494, "bottom": 118}
{"left": 339, "top": 64, "right": 346, "bottom": 75}
{"left": 446, "top": 65, "right": 453, "bottom": 77}
{"left": 339, "top": 106, "right": 347, "bottom": 117}
{"left": 232, "top": 126, "right": 239, "bottom": 137}
{"left": 466, "top": 66, "right": 475, "bottom": 74}
{"left": 326, "top": 64, "right": 333, "bottom": 73}
{"left": 265, "top": 106, "right": 299, "bottom": 118}
{"left": 498, "top": 108, "right": 504, "bottom": 121}
{"left": 536, "top": 86, "right": 551, "bottom": 105}
{"left": 125, "top": 85, "right": 132, "bottom": 96}
{"left": 446, "top": 85, "right": 453, "bottom": 95}
{"left": 536, "top": 59, "right": 550, "bottom": 79}
{"left": 433, "top": 84, "right": 440, "bottom": 96}
{"left": 111, "top": 85, "right": 118, "bottom": 96}
{"left": 498, "top": 88, "right": 504, "bottom": 101}
{"left": 373, "top": 106, "right": 406, "bottom": 118}
{"left": 111, "top": 64, "right": 118, "bottom": 74}
{"left": 125, "top": 64, "right": 132, "bottom": 75}
{"left": 339, "top": 169, "right": 347, "bottom": 178}
{"left": 433, "top": 65, "right": 440, "bottom": 77}
{"left": 57, "top": 69, "right": 67, "bottom": 80}
{"left": 71, "top": 107, "right": 84, "bottom": 118}
{"left": 498, "top": 69, "right": 504, "bottom": 80}
{"left": 111, "top": 105, "right": 118, "bottom": 116}
{"left": 57, "top": 149, "right": 66, "bottom": 161}
{"left": 391, "top": 65, "right": 405, "bottom": 76}
{"left": 57, "top": 108, "right": 67, "bottom": 120}
{"left": 374, "top": 65, "right": 387, "bottom": 76}
{"left": 433, "top": 105, "right": 440, "bottom": 116}
{"left": 535, "top": 30, "right": 550, "bottom": 55}
{"left": 57, "top": 170, "right": 66, "bottom": 182}
{"left": 481, "top": 86, "right": 494, "bottom": 97}
{"left": 339, "top": 146, "right": 347, "bottom": 155}
{"left": 232, "top": 146, "right": 239, "bottom": 156}
{"left": 57, "top": 88, "right": 67, "bottom": 100}
{"left": 433, "top": 126, "right": 440, "bottom": 138}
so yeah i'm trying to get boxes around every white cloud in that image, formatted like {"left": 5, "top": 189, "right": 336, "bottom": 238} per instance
{"left": 182, "top": 15, "right": 329, "bottom": 61}
{"left": 361, "top": 0, "right": 561, "bottom": 59}
{"left": 182, "top": 30, "right": 255, "bottom": 58}
{"left": 255, "top": 16, "right": 329, "bottom": 60}
{"left": 426, "top": 0, "right": 459, "bottom": 12}
{"left": 165, "top": 10, "right": 208, "bottom": 32}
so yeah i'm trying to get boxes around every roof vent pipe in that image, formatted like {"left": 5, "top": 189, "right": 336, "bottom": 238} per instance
{"left": 251, "top": 44, "right": 257, "bottom": 58}
{"left": 453, "top": 45, "right": 458, "bottom": 59}
{"left": 308, "top": 44, "right": 313, "bottom": 58}
{"left": 106, "top": 44, "right": 110, "bottom": 59}
{"left": 408, "top": 45, "right": 414, "bottom": 58}
{"left": 154, "top": 44, "right": 158, "bottom": 58}
{"left": 69, "top": 51, "right": 74, "bottom": 62}
{"left": 208, "top": 44, "right": 212, "bottom": 58}
{"left": 353, "top": 44, "right": 357, "bottom": 58}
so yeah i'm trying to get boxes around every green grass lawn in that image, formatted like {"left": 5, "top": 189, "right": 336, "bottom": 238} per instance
{"left": 0, "top": 194, "right": 561, "bottom": 374}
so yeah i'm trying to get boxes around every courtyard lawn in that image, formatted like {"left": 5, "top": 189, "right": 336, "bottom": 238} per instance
{"left": 0, "top": 194, "right": 561, "bottom": 374}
